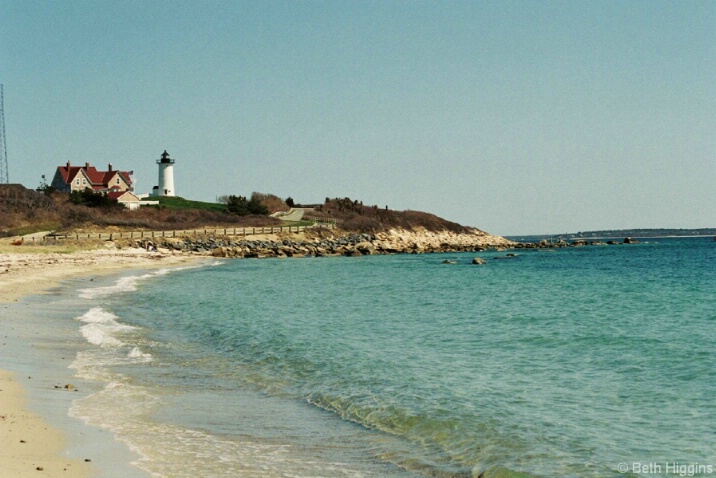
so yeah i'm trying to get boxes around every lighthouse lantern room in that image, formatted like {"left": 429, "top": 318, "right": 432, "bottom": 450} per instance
{"left": 154, "top": 150, "right": 176, "bottom": 197}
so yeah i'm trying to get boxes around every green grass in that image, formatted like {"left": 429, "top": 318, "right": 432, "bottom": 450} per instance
{"left": 4, "top": 222, "right": 62, "bottom": 236}
{"left": 142, "top": 196, "right": 226, "bottom": 212}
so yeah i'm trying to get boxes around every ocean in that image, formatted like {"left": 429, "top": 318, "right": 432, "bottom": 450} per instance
{"left": 6, "top": 237, "right": 716, "bottom": 477}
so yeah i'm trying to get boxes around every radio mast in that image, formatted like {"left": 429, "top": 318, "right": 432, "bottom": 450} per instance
{"left": 0, "top": 84, "right": 9, "bottom": 184}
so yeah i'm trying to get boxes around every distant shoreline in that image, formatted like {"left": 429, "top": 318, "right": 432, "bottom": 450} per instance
{"left": 509, "top": 231, "right": 715, "bottom": 241}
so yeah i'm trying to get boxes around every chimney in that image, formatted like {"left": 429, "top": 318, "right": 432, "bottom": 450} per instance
{"left": 85, "top": 162, "right": 90, "bottom": 169}
{"left": 66, "top": 161, "right": 70, "bottom": 169}
{"left": 108, "top": 163, "right": 113, "bottom": 172}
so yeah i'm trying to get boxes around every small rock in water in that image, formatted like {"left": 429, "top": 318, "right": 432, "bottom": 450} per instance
{"left": 472, "top": 257, "right": 486, "bottom": 265}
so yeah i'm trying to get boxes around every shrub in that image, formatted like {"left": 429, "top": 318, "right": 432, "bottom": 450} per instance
{"left": 251, "top": 192, "right": 287, "bottom": 214}
{"left": 68, "top": 189, "right": 123, "bottom": 210}
{"left": 225, "top": 195, "right": 268, "bottom": 216}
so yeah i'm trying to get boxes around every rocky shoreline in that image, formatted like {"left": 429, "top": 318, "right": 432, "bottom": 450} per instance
{"left": 126, "top": 228, "right": 513, "bottom": 258}
{"left": 513, "top": 237, "right": 641, "bottom": 249}
{"left": 119, "top": 228, "right": 640, "bottom": 259}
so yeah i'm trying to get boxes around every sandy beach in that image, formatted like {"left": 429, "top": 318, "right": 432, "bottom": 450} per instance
{"left": 1, "top": 242, "right": 203, "bottom": 478}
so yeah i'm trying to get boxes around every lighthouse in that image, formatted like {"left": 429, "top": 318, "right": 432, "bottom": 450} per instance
{"left": 154, "top": 150, "right": 176, "bottom": 197}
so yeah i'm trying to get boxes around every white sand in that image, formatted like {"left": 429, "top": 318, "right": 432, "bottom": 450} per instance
{"left": 0, "top": 243, "right": 205, "bottom": 477}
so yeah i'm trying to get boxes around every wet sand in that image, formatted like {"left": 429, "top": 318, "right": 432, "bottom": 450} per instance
{"left": 0, "top": 243, "right": 204, "bottom": 477}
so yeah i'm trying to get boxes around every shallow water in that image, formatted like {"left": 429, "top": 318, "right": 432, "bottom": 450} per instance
{"left": 11, "top": 237, "right": 716, "bottom": 477}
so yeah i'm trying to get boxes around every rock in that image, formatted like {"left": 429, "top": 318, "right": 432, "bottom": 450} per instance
{"left": 441, "top": 259, "right": 458, "bottom": 264}
{"left": 472, "top": 257, "right": 486, "bottom": 265}
{"left": 162, "top": 238, "right": 185, "bottom": 250}
{"left": 623, "top": 237, "right": 639, "bottom": 244}
{"left": 211, "top": 247, "right": 229, "bottom": 257}
{"left": 278, "top": 246, "right": 294, "bottom": 257}
{"left": 343, "top": 249, "right": 363, "bottom": 257}
{"left": 355, "top": 241, "right": 376, "bottom": 255}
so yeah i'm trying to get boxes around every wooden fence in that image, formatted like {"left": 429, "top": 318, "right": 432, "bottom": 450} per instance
{"left": 30, "top": 223, "right": 335, "bottom": 242}
{"left": 304, "top": 216, "right": 337, "bottom": 224}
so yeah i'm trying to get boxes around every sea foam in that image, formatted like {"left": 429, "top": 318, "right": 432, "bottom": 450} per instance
{"left": 128, "top": 346, "right": 152, "bottom": 360}
{"left": 78, "top": 273, "right": 154, "bottom": 299}
{"left": 78, "top": 263, "right": 216, "bottom": 300}
{"left": 76, "top": 306, "right": 135, "bottom": 348}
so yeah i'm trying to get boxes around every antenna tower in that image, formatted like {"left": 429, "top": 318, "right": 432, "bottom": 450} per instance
{"left": 0, "top": 84, "right": 8, "bottom": 184}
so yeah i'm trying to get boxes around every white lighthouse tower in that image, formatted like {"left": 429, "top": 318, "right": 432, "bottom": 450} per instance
{"left": 154, "top": 150, "right": 176, "bottom": 197}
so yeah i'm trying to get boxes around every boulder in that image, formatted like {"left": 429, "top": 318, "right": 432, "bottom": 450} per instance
{"left": 355, "top": 241, "right": 376, "bottom": 255}
{"left": 211, "top": 247, "right": 229, "bottom": 257}
{"left": 343, "top": 248, "right": 363, "bottom": 257}
{"left": 472, "top": 257, "right": 486, "bottom": 265}
{"left": 278, "top": 246, "right": 295, "bottom": 257}
{"left": 162, "top": 238, "right": 185, "bottom": 250}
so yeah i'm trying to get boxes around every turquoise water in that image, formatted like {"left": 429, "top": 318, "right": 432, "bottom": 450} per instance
{"left": 66, "top": 238, "right": 715, "bottom": 477}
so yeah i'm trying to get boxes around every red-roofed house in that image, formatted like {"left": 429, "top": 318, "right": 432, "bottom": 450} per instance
{"left": 51, "top": 162, "right": 133, "bottom": 193}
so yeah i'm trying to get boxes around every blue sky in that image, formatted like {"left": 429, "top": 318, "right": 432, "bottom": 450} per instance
{"left": 1, "top": 0, "right": 714, "bottom": 235}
